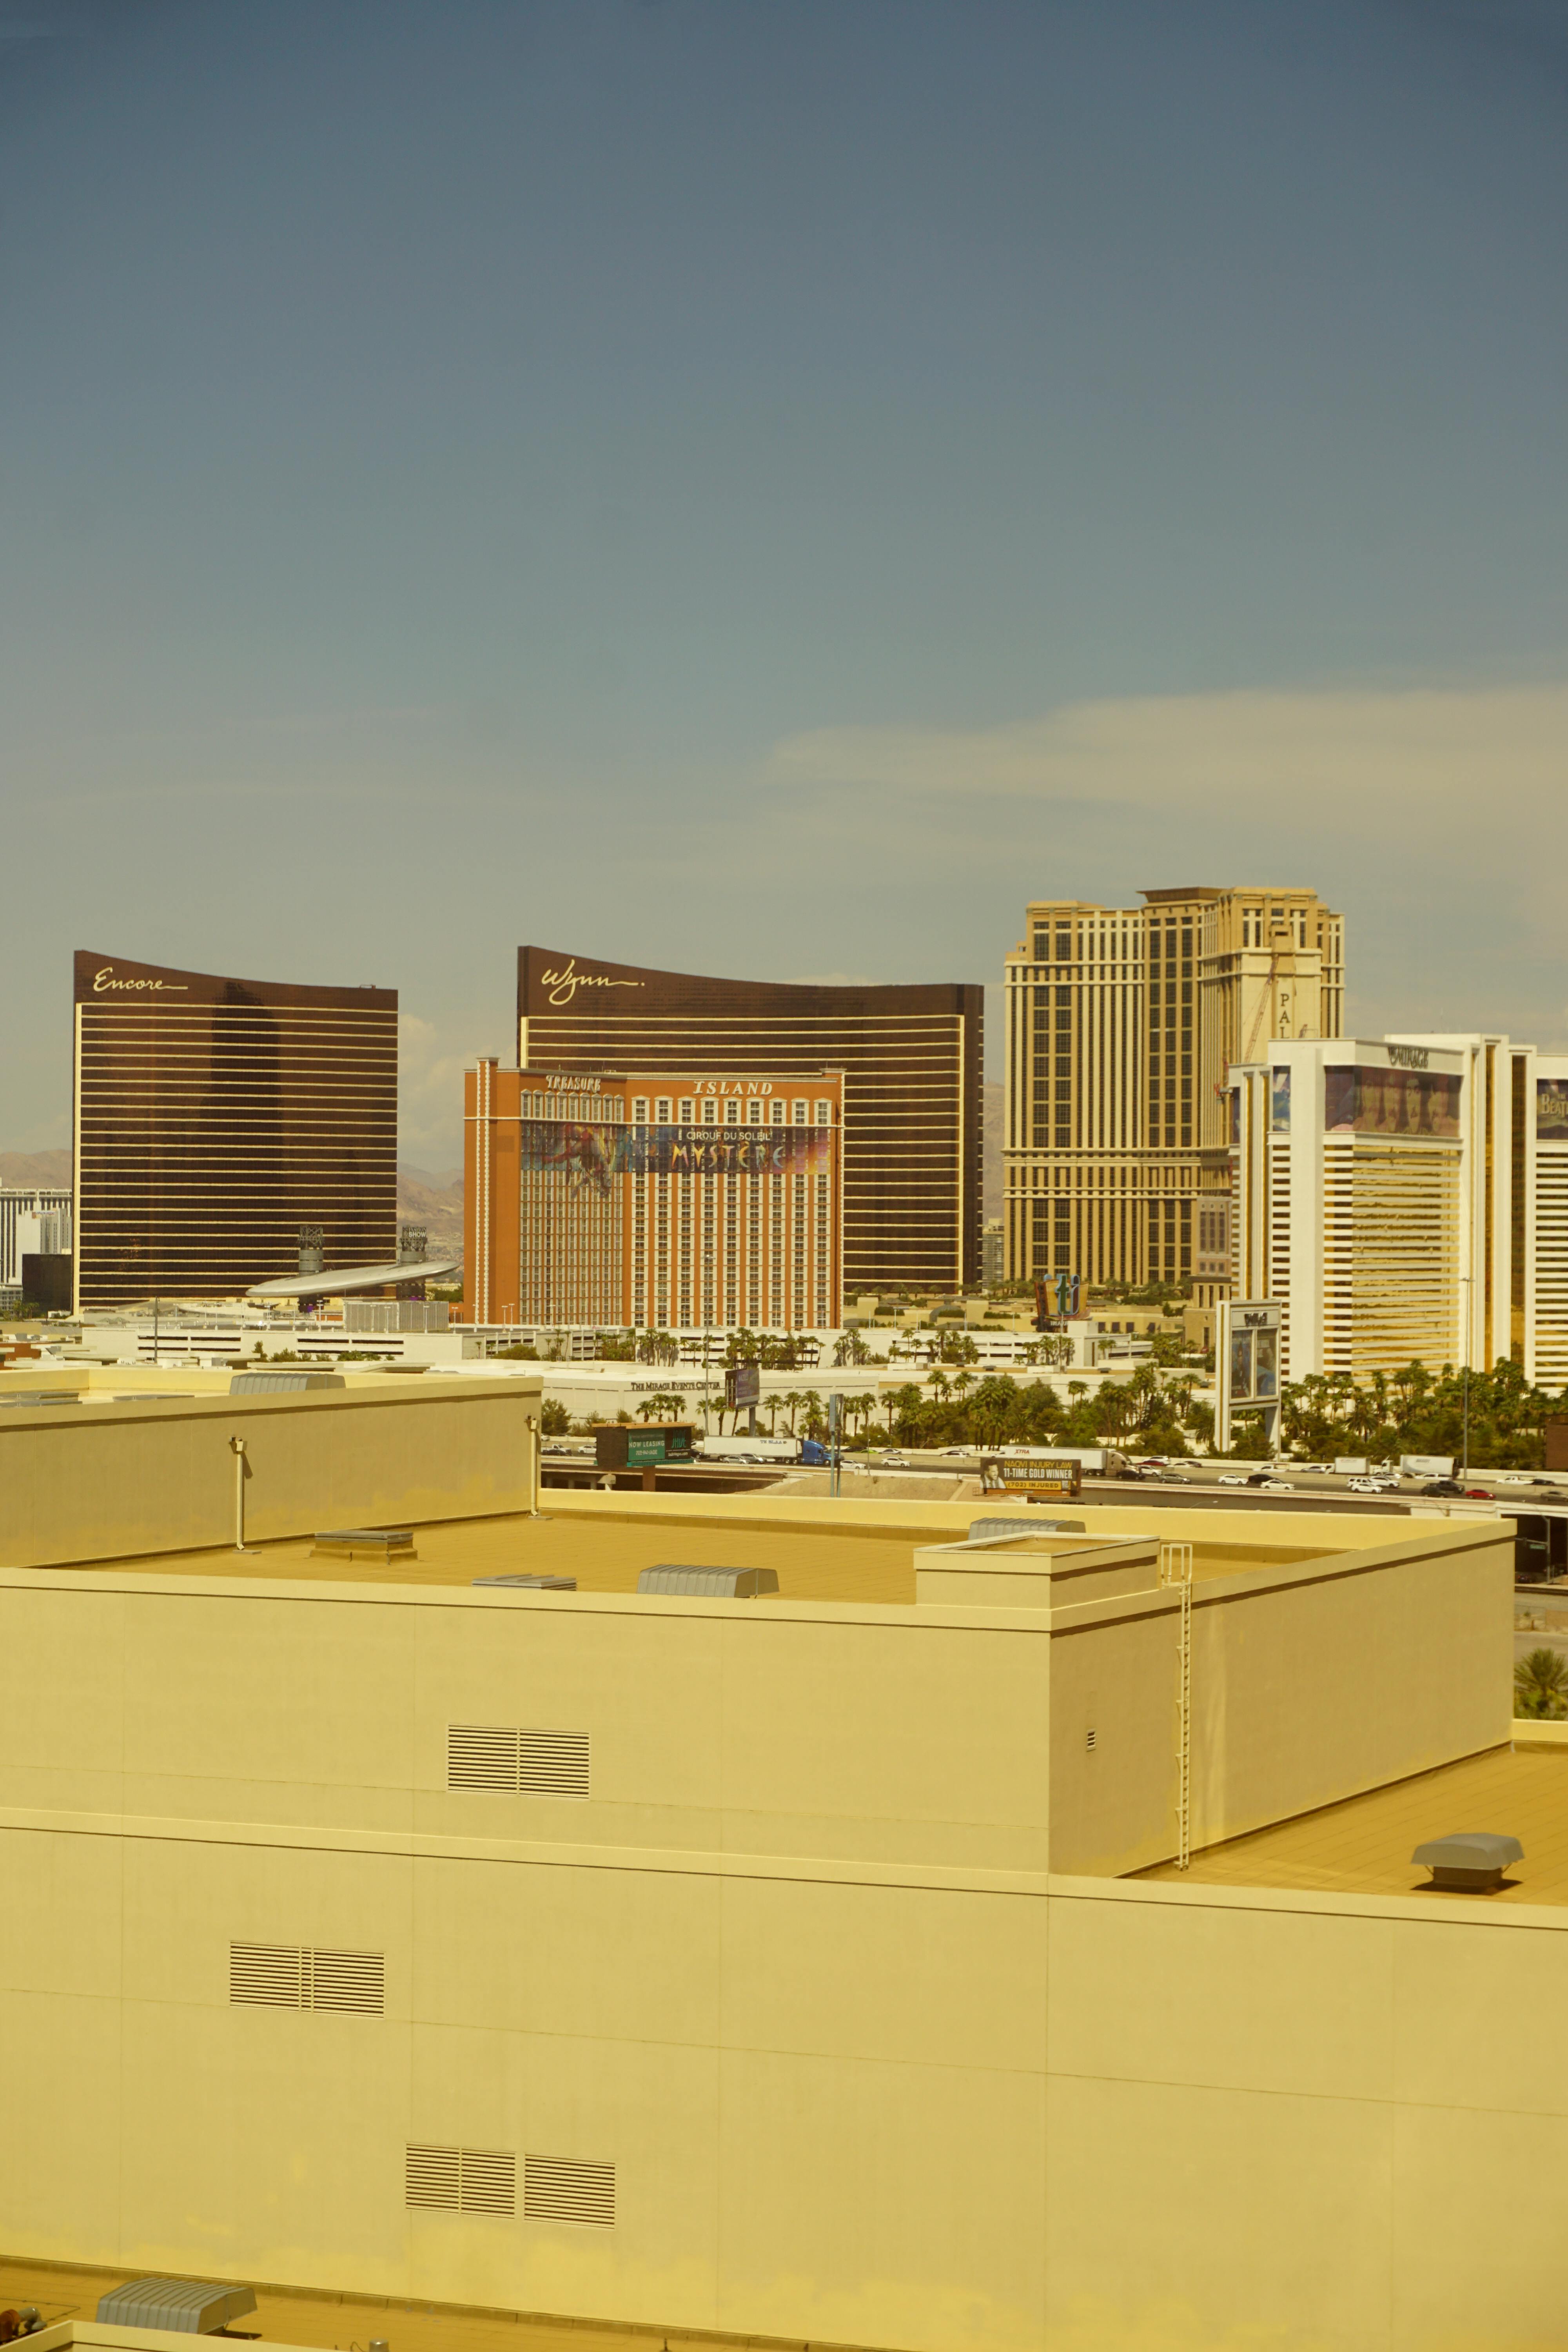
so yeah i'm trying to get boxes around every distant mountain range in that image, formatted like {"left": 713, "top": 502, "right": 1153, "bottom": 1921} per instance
{"left": 397, "top": 1165, "right": 464, "bottom": 1258}
{"left": 0, "top": 1150, "right": 71, "bottom": 1188}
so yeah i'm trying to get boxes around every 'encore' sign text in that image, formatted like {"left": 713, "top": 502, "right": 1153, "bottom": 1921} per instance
{"left": 93, "top": 967, "right": 188, "bottom": 993}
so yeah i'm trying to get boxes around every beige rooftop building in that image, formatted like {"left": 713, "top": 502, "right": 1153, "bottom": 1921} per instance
{"left": 0, "top": 1365, "right": 1561, "bottom": 2352}
{"left": 1004, "top": 885, "right": 1344, "bottom": 1299}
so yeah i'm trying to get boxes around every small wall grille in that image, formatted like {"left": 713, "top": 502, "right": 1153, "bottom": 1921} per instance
{"left": 446, "top": 1724, "right": 591, "bottom": 1800}
{"left": 405, "top": 2143, "right": 516, "bottom": 2216}
{"left": 229, "top": 1942, "right": 385, "bottom": 2015}
{"left": 524, "top": 2154, "right": 616, "bottom": 2228}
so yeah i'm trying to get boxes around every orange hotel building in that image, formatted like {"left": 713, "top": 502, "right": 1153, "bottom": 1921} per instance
{"left": 465, "top": 1061, "right": 844, "bottom": 1333}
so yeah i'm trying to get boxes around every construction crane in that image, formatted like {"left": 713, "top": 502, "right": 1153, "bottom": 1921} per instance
{"left": 1240, "top": 915, "right": 1298, "bottom": 1066}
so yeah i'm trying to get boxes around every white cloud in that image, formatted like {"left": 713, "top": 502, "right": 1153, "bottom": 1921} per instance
{"left": 762, "top": 682, "right": 1568, "bottom": 837}
{"left": 398, "top": 1012, "right": 475, "bottom": 1174}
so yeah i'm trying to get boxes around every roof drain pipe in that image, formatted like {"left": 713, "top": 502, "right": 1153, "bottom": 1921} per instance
{"left": 229, "top": 1433, "right": 258, "bottom": 1555}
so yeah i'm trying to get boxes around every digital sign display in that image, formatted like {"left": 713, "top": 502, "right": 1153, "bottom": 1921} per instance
{"left": 1324, "top": 1066, "right": 1461, "bottom": 1139}
{"left": 1537, "top": 1078, "right": 1568, "bottom": 1143}
{"left": 513, "top": 1119, "right": 834, "bottom": 1196}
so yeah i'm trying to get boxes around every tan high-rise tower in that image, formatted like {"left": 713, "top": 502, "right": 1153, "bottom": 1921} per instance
{"left": 1003, "top": 887, "right": 1345, "bottom": 1300}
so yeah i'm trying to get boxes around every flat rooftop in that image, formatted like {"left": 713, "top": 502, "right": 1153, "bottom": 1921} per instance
{"left": 1137, "top": 1742, "right": 1568, "bottom": 1906}
{"left": 0, "top": 2256, "right": 753, "bottom": 2352}
{"left": 36, "top": 1493, "right": 1436, "bottom": 1606}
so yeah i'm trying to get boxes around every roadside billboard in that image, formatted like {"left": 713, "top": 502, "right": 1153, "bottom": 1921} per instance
{"left": 1216, "top": 1299, "right": 1283, "bottom": 1455}
{"left": 981, "top": 1455, "right": 1083, "bottom": 1499}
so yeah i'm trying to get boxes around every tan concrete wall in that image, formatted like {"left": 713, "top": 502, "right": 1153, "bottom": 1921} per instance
{"left": 0, "top": 1379, "right": 541, "bottom": 1566}
{"left": 0, "top": 1535, "right": 1533, "bottom": 2352}
{"left": 1047, "top": 1523, "right": 1515, "bottom": 1875}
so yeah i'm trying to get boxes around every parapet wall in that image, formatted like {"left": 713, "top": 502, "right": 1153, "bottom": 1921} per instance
{"left": 0, "top": 1377, "right": 541, "bottom": 1566}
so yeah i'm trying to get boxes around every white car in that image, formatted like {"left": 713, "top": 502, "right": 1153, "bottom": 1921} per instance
{"left": 1347, "top": 1476, "right": 1382, "bottom": 1494}
{"left": 1261, "top": 1479, "right": 1294, "bottom": 1494}
{"left": 1499, "top": 1473, "right": 1532, "bottom": 1485}
{"left": 1295, "top": 1463, "right": 1330, "bottom": 1475}
{"left": 1217, "top": 1474, "right": 1248, "bottom": 1486}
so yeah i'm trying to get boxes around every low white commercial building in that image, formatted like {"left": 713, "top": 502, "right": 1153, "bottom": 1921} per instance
{"left": 0, "top": 1186, "right": 72, "bottom": 1288}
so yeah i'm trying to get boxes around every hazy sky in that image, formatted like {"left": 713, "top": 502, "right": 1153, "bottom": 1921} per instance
{"left": 4, "top": 0, "right": 1568, "bottom": 1165}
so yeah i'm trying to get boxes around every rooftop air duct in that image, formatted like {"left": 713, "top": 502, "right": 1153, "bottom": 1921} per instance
{"left": 96, "top": 2281, "right": 258, "bottom": 2335}
{"left": 1412, "top": 1833, "right": 1524, "bottom": 1892}
{"left": 637, "top": 1565, "right": 780, "bottom": 1598}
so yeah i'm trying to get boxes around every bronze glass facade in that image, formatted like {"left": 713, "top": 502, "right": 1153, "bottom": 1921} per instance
{"left": 517, "top": 949, "right": 982, "bottom": 1294}
{"left": 73, "top": 951, "right": 397, "bottom": 1308}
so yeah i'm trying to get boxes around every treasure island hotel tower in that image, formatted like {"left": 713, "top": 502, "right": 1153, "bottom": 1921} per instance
{"left": 476, "top": 949, "right": 983, "bottom": 1314}
{"left": 1003, "top": 889, "right": 1344, "bottom": 1303}
{"left": 73, "top": 951, "right": 398, "bottom": 1309}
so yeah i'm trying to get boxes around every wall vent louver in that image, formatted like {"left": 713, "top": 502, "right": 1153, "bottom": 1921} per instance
{"left": 524, "top": 2154, "right": 616, "bottom": 2228}
{"left": 446, "top": 1724, "right": 591, "bottom": 1800}
{"left": 405, "top": 2143, "right": 515, "bottom": 2215}
{"left": 229, "top": 1942, "right": 385, "bottom": 2015}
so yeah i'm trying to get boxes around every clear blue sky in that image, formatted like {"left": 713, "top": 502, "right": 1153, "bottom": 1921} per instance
{"left": 4, "top": 0, "right": 1568, "bottom": 1163}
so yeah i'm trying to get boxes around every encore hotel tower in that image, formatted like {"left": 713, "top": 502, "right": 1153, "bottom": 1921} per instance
{"left": 73, "top": 951, "right": 398, "bottom": 1310}
{"left": 517, "top": 948, "right": 983, "bottom": 1294}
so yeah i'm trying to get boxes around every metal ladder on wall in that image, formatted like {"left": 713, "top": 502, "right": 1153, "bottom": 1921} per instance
{"left": 1160, "top": 1541, "right": 1194, "bottom": 1870}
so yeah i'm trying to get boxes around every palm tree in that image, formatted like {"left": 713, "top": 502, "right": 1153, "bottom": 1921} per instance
{"left": 1515, "top": 1647, "right": 1568, "bottom": 1719}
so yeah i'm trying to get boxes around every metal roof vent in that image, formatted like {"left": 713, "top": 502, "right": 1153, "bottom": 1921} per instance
{"left": 1412, "top": 1832, "right": 1524, "bottom": 1892}
{"left": 472, "top": 1573, "right": 577, "bottom": 1590}
{"left": 311, "top": 1528, "right": 417, "bottom": 1564}
{"left": 967, "top": 1517, "right": 1087, "bottom": 1542}
{"left": 96, "top": 2281, "right": 258, "bottom": 2334}
{"left": 637, "top": 1565, "right": 780, "bottom": 1598}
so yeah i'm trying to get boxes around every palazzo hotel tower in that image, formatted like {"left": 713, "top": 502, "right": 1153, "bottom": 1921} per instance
{"left": 1004, "top": 887, "right": 1345, "bottom": 1299}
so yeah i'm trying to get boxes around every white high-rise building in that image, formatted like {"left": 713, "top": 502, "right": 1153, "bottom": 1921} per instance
{"left": 0, "top": 1188, "right": 73, "bottom": 1289}
{"left": 1230, "top": 1034, "right": 1568, "bottom": 1386}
